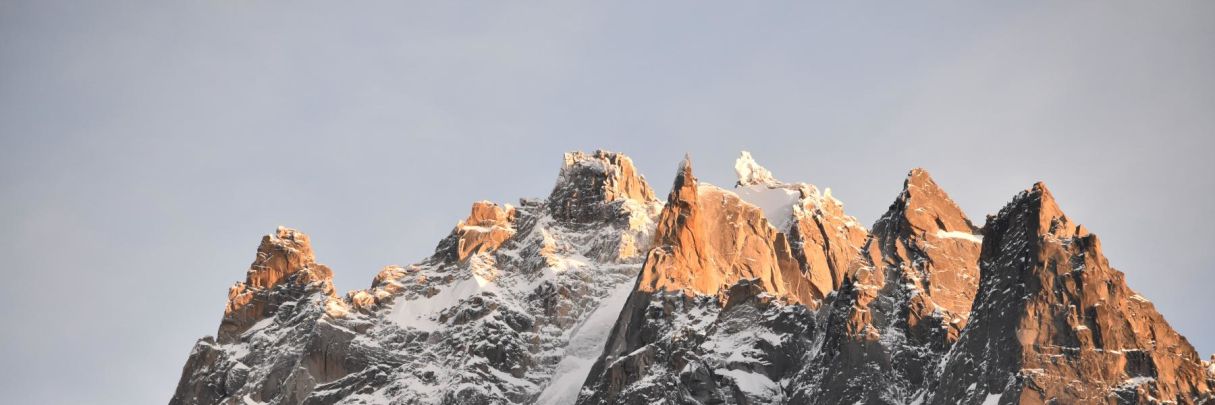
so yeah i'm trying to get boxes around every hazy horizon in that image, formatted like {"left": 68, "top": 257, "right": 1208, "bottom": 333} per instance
{"left": 2, "top": 1, "right": 1213, "bottom": 404}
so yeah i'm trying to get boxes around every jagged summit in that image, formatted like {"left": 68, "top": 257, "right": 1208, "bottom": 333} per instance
{"left": 172, "top": 152, "right": 1213, "bottom": 405}
{"left": 931, "top": 182, "right": 1213, "bottom": 404}
{"left": 174, "top": 226, "right": 347, "bottom": 404}
{"left": 636, "top": 155, "right": 796, "bottom": 300}
{"left": 174, "top": 150, "right": 668, "bottom": 405}
{"left": 218, "top": 226, "right": 338, "bottom": 343}
{"left": 577, "top": 154, "right": 874, "bottom": 404}
{"left": 548, "top": 150, "right": 657, "bottom": 223}
{"left": 793, "top": 167, "right": 982, "bottom": 404}
{"left": 433, "top": 200, "right": 517, "bottom": 263}
{"left": 890, "top": 167, "right": 980, "bottom": 239}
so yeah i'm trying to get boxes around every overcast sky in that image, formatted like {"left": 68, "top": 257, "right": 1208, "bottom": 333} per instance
{"left": 2, "top": 1, "right": 1213, "bottom": 404}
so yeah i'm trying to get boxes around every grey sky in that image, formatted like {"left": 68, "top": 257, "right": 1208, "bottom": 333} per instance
{"left": 1, "top": 1, "right": 1212, "bottom": 404}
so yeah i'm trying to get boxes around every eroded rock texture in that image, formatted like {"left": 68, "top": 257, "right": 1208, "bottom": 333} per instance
{"left": 172, "top": 151, "right": 1214, "bottom": 405}
{"left": 792, "top": 168, "right": 982, "bottom": 404}
{"left": 171, "top": 150, "right": 664, "bottom": 405}
{"left": 929, "top": 183, "right": 1213, "bottom": 405}
{"left": 172, "top": 227, "right": 355, "bottom": 405}
{"left": 577, "top": 155, "right": 869, "bottom": 405}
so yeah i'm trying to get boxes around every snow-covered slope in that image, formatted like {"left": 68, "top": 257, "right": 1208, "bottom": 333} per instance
{"left": 576, "top": 154, "right": 868, "bottom": 405}
{"left": 172, "top": 151, "right": 1214, "bottom": 405}
{"left": 171, "top": 150, "right": 662, "bottom": 405}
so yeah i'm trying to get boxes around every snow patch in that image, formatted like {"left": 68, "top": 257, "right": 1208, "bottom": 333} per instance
{"left": 717, "top": 368, "right": 780, "bottom": 399}
{"left": 534, "top": 278, "right": 636, "bottom": 405}
{"left": 935, "top": 229, "right": 983, "bottom": 243}
{"left": 1118, "top": 376, "right": 1156, "bottom": 389}
{"left": 734, "top": 151, "right": 780, "bottom": 187}
{"left": 735, "top": 185, "right": 800, "bottom": 232}
{"left": 388, "top": 276, "right": 485, "bottom": 331}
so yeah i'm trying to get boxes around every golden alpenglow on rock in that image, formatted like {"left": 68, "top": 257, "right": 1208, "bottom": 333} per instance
{"left": 171, "top": 152, "right": 1214, "bottom": 405}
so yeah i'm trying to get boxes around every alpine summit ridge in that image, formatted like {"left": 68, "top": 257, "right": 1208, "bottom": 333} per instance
{"left": 171, "top": 150, "right": 1215, "bottom": 405}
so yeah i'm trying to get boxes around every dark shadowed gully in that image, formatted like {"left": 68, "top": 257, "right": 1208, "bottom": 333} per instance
{"left": 172, "top": 151, "right": 1214, "bottom": 405}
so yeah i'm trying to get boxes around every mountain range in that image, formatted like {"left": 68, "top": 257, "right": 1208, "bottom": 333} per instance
{"left": 171, "top": 150, "right": 1215, "bottom": 405}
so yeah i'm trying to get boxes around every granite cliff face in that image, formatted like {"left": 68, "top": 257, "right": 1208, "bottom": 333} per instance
{"left": 576, "top": 154, "right": 870, "bottom": 404}
{"left": 929, "top": 183, "right": 1213, "bottom": 405}
{"left": 172, "top": 226, "right": 354, "bottom": 405}
{"left": 172, "top": 151, "right": 1213, "bottom": 405}
{"left": 790, "top": 168, "right": 983, "bottom": 404}
{"left": 171, "top": 150, "right": 663, "bottom": 405}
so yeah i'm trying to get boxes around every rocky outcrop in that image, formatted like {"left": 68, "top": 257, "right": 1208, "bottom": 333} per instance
{"left": 577, "top": 155, "right": 869, "bottom": 405}
{"left": 929, "top": 183, "right": 1213, "bottom": 405}
{"left": 733, "top": 151, "right": 869, "bottom": 305}
{"left": 219, "top": 226, "right": 339, "bottom": 343}
{"left": 172, "top": 152, "right": 1215, "bottom": 405}
{"left": 785, "top": 182, "right": 869, "bottom": 303}
{"left": 548, "top": 150, "right": 656, "bottom": 224}
{"left": 172, "top": 150, "right": 664, "bottom": 405}
{"left": 634, "top": 156, "right": 804, "bottom": 302}
{"left": 792, "top": 168, "right": 982, "bottom": 404}
{"left": 434, "top": 201, "right": 517, "bottom": 263}
{"left": 630, "top": 153, "right": 870, "bottom": 305}
{"left": 172, "top": 227, "right": 356, "bottom": 405}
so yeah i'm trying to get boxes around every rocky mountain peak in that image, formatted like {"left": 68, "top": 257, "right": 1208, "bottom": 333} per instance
{"left": 580, "top": 154, "right": 873, "bottom": 404}
{"left": 652, "top": 154, "right": 702, "bottom": 254}
{"left": 219, "top": 226, "right": 336, "bottom": 343}
{"left": 173, "top": 154, "right": 1213, "bottom": 405}
{"left": 983, "top": 181, "right": 1083, "bottom": 243}
{"left": 442, "top": 200, "right": 517, "bottom": 263}
{"left": 548, "top": 150, "right": 657, "bottom": 223}
{"left": 877, "top": 168, "right": 978, "bottom": 238}
{"left": 635, "top": 155, "right": 802, "bottom": 300}
{"left": 880, "top": 168, "right": 981, "bottom": 310}
{"left": 792, "top": 168, "right": 982, "bottom": 404}
{"left": 244, "top": 227, "right": 323, "bottom": 286}
{"left": 931, "top": 182, "right": 1212, "bottom": 404}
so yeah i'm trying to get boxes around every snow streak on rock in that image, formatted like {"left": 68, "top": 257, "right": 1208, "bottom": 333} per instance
{"left": 791, "top": 168, "right": 982, "bottom": 405}
{"left": 172, "top": 152, "right": 1215, "bottom": 405}
{"left": 929, "top": 183, "right": 1213, "bottom": 404}
{"left": 171, "top": 150, "right": 663, "bottom": 405}
{"left": 576, "top": 156, "right": 868, "bottom": 405}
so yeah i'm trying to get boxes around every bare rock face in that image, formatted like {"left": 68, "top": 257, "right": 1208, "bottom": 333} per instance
{"left": 793, "top": 168, "right": 982, "bottom": 404}
{"left": 172, "top": 227, "right": 355, "bottom": 405}
{"left": 733, "top": 151, "right": 869, "bottom": 305}
{"left": 635, "top": 156, "right": 803, "bottom": 302}
{"left": 785, "top": 182, "right": 869, "bottom": 303}
{"left": 548, "top": 150, "right": 656, "bottom": 224}
{"left": 328, "top": 150, "right": 662, "bottom": 405}
{"left": 435, "top": 200, "right": 517, "bottom": 263}
{"left": 172, "top": 150, "right": 665, "bottom": 405}
{"left": 577, "top": 156, "right": 869, "bottom": 405}
{"left": 220, "top": 226, "right": 338, "bottom": 343}
{"left": 172, "top": 152, "right": 1215, "bottom": 405}
{"left": 929, "top": 183, "right": 1213, "bottom": 405}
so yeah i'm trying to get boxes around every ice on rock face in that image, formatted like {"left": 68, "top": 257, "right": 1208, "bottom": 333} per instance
{"left": 174, "top": 152, "right": 1215, "bottom": 405}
